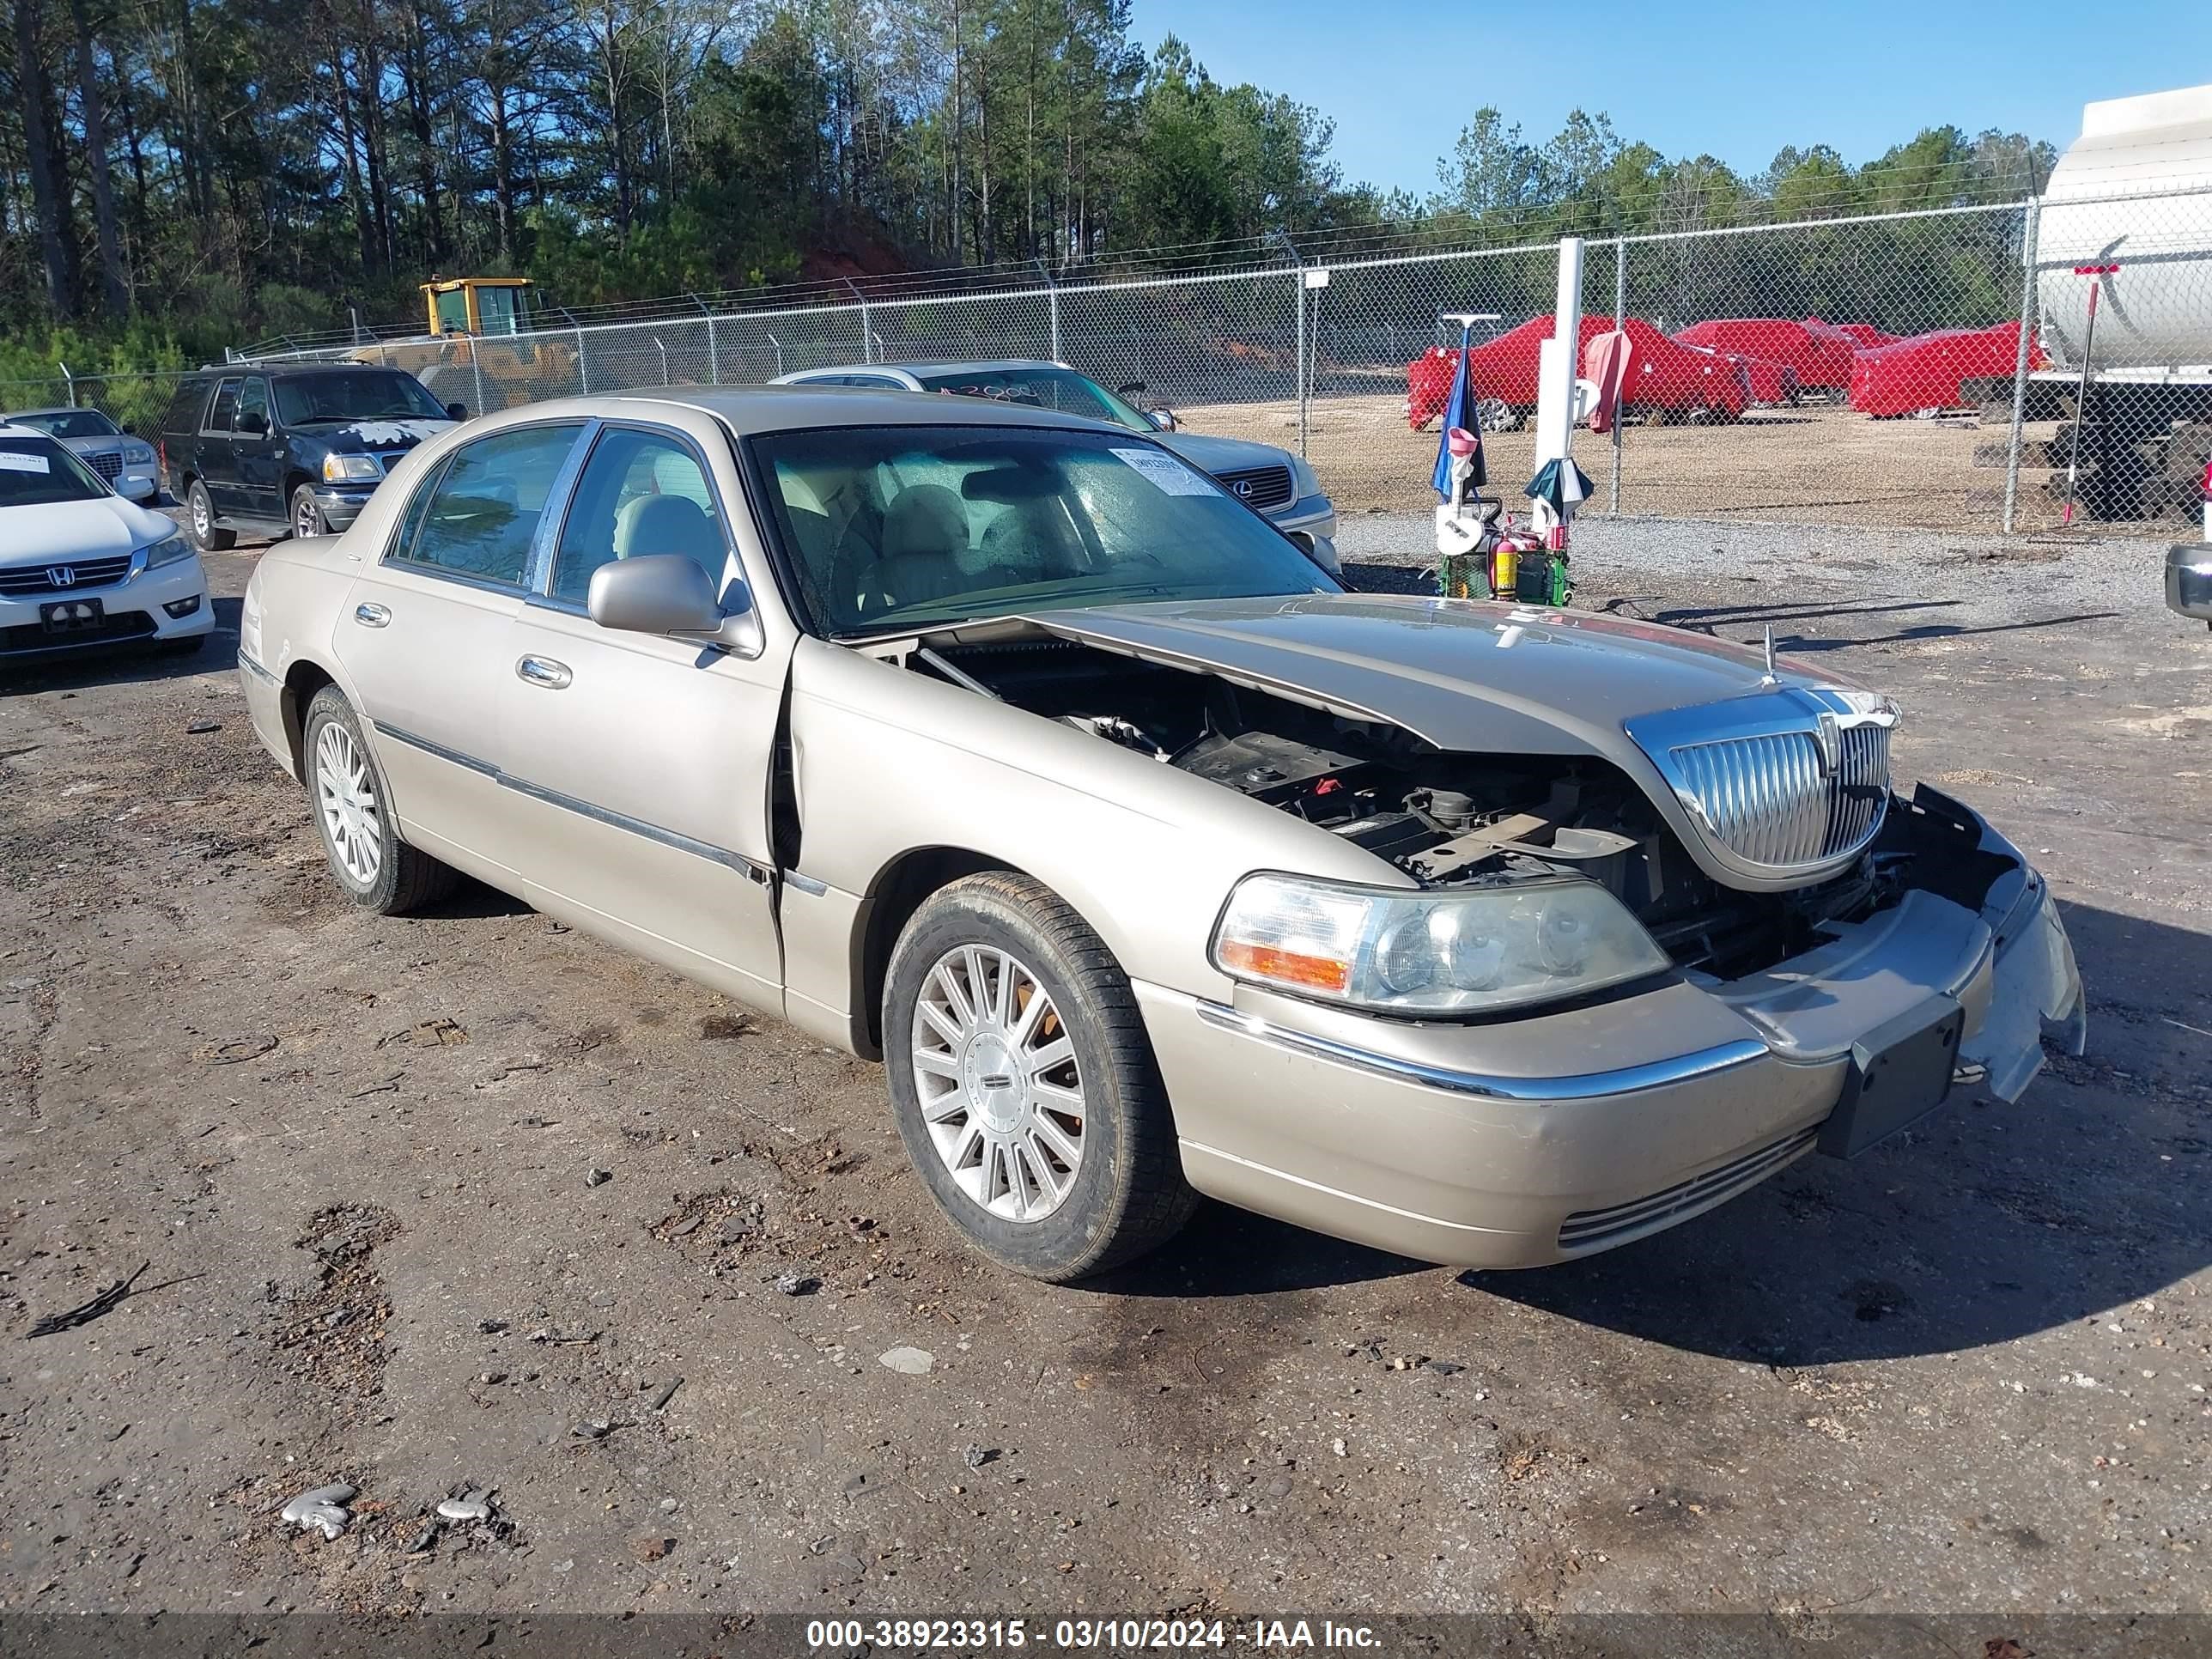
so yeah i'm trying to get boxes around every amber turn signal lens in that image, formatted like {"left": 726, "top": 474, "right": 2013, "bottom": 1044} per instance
{"left": 1216, "top": 940, "right": 1351, "bottom": 994}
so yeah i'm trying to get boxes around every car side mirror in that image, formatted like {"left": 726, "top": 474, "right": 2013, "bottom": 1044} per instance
{"left": 586, "top": 554, "right": 760, "bottom": 654}
{"left": 1148, "top": 408, "right": 1178, "bottom": 432}
{"left": 445, "top": 402, "right": 467, "bottom": 422}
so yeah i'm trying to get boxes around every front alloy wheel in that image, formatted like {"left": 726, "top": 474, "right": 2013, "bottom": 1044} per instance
{"left": 884, "top": 871, "right": 1195, "bottom": 1281}
{"left": 911, "top": 945, "right": 1087, "bottom": 1222}
{"left": 292, "top": 486, "right": 324, "bottom": 540}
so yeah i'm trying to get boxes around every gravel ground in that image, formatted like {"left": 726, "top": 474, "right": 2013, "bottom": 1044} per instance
{"left": 1, "top": 522, "right": 2208, "bottom": 1626}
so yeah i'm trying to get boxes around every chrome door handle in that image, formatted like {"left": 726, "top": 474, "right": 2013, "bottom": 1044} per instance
{"left": 516, "top": 654, "right": 573, "bottom": 690}
{"left": 353, "top": 602, "right": 390, "bottom": 627}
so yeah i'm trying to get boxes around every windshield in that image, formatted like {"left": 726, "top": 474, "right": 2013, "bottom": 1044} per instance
{"left": 9, "top": 410, "right": 120, "bottom": 441}
{"left": 274, "top": 371, "right": 449, "bottom": 427}
{"left": 914, "top": 368, "right": 1154, "bottom": 434}
{"left": 753, "top": 423, "right": 1336, "bottom": 636}
{"left": 0, "top": 435, "right": 111, "bottom": 506}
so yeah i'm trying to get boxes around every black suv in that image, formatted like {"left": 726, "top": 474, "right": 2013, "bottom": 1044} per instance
{"left": 158, "top": 364, "right": 463, "bottom": 549}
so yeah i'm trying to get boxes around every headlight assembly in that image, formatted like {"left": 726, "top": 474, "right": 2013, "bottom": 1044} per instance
{"left": 322, "top": 453, "right": 382, "bottom": 483}
{"left": 143, "top": 532, "right": 194, "bottom": 568}
{"left": 1287, "top": 453, "right": 1322, "bottom": 501}
{"left": 1211, "top": 872, "right": 1670, "bottom": 1016}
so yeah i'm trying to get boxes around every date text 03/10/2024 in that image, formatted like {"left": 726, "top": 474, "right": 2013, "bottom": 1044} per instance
{"left": 804, "top": 1619, "right": 1382, "bottom": 1650}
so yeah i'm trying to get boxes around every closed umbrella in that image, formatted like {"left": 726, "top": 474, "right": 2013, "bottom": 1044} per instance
{"left": 1431, "top": 319, "right": 1487, "bottom": 499}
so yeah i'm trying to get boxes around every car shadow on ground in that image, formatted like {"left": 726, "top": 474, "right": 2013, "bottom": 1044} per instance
{"left": 1123, "top": 901, "right": 2208, "bottom": 1364}
{"left": 0, "top": 596, "right": 243, "bottom": 697}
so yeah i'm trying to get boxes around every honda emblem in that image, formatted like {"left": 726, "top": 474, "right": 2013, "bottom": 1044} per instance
{"left": 47, "top": 565, "right": 76, "bottom": 588}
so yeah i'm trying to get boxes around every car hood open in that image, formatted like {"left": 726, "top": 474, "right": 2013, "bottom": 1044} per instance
{"left": 0, "top": 496, "right": 174, "bottom": 565}
{"left": 1024, "top": 592, "right": 1832, "bottom": 758}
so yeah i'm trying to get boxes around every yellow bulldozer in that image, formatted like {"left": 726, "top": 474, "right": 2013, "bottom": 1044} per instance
{"left": 349, "top": 276, "right": 579, "bottom": 416}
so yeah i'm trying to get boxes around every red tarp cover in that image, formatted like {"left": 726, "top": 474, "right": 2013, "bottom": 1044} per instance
{"left": 1407, "top": 315, "right": 1752, "bottom": 429}
{"left": 1674, "top": 318, "right": 1856, "bottom": 391}
{"left": 1846, "top": 322, "right": 2045, "bottom": 416}
{"left": 1808, "top": 317, "right": 1902, "bottom": 351}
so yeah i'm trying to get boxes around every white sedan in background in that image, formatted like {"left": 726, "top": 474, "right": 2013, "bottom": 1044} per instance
{"left": 2, "top": 406, "right": 160, "bottom": 504}
{"left": 0, "top": 422, "right": 213, "bottom": 665}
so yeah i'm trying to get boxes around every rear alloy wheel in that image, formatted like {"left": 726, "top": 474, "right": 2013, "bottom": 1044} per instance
{"left": 301, "top": 685, "right": 457, "bottom": 915}
{"left": 884, "top": 872, "right": 1195, "bottom": 1281}
{"left": 185, "top": 481, "right": 235, "bottom": 551}
{"left": 290, "top": 484, "right": 325, "bottom": 540}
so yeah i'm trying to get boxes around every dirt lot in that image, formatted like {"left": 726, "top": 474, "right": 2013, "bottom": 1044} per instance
{"left": 2, "top": 528, "right": 2209, "bottom": 1632}
{"left": 1186, "top": 393, "right": 2113, "bottom": 533}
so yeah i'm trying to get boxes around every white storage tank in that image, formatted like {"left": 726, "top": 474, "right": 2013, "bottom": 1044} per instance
{"left": 2036, "top": 83, "right": 2212, "bottom": 372}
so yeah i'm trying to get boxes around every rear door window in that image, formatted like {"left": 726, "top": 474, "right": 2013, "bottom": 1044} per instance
{"left": 204, "top": 378, "right": 242, "bottom": 433}
{"left": 391, "top": 423, "right": 586, "bottom": 587}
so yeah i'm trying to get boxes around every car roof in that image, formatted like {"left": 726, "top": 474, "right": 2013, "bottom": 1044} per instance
{"left": 794, "top": 359, "right": 1070, "bottom": 380}
{"left": 1, "top": 407, "right": 95, "bottom": 421}
{"left": 185, "top": 363, "right": 413, "bottom": 379}
{"left": 0, "top": 421, "right": 58, "bottom": 439}
{"left": 469, "top": 386, "right": 1129, "bottom": 440}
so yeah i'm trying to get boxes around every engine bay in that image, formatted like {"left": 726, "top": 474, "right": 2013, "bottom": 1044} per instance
{"left": 905, "top": 634, "right": 1974, "bottom": 982}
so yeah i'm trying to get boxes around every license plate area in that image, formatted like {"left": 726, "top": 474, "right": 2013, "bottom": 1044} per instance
{"left": 1817, "top": 994, "right": 1965, "bottom": 1159}
{"left": 40, "top": 597, "right": 106, "bottom": 633}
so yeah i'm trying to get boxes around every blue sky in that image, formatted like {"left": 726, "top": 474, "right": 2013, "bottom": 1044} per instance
{"left": 1128, "top": 0, "right": 2212, "bottom": 197}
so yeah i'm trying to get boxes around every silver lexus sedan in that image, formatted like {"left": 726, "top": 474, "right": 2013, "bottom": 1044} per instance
{"left": 237, "top": 388, "right": 2085, "bottom": 1282}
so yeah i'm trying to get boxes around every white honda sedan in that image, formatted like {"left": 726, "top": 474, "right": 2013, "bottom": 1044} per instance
{"left": 0, "top": 422, "right": 213, "bottom": 665}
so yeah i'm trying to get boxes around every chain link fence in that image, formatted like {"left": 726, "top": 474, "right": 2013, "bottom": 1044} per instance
{"left": 0, "top": 368, "right": 196, "bottom": 447}
{"left": 44, "top": 185, "right": 2195, "bottom": 537}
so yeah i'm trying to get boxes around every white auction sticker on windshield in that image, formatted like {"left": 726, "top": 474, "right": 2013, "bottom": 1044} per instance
{"left": 1111, "top": 447, "right": 1215, "bottom": 496}
{"left": 0, "top": 451, "right": 52, "bottom": 474}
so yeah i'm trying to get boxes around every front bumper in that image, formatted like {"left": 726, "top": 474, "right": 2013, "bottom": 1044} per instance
{"left": 0, "top": 552, "right": 214, "bottom": 660}
{"left": 1144, "top": 817, "right": 2084, "bottom": 1270}
{"left": 2167, "top": 542, "right": 2212, "bottom": 623}
{"left": 312, "top": 485, "right": 379, "bottom": 531}
{"left": 1270, "top": 495, "right": 1340, "bottom": 574}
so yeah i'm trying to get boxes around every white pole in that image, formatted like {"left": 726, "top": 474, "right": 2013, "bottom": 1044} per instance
{"left": 1534, "top": 235, "right": 1585, "bottom": 469}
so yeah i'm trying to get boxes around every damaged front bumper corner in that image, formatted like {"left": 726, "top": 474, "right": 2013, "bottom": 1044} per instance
{"left": 1958, "top": 857, "right": 2087, "bottom": 1103}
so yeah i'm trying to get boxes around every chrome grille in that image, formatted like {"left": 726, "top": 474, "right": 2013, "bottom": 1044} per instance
{"left": 0, "top": 555, "right": 134, "bottom": 596}
{"left": 1214, "top": 464, "right": 1295, "bottom": 511}
{"left": 1671, "top": 731, "right": 1832, "bottom": 866}
{"left": 1629, "top": 689, "right": 1897, "bottom": 879}
{"left": 88, "top": 449, "right": 123, "bottom": 481}
{"left": 1826, "top": 720, "right": 1891, "bottom": 854}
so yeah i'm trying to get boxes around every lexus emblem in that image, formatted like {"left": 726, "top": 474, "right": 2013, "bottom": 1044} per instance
{"left": 47, "top": 565, "right": 76, "bottom": 588}
{"left": 1814, "top": 711, "right": 1842, "bottom": 778}
{"left": 1232, "top": 479, "right": 1254, "bottom": 500}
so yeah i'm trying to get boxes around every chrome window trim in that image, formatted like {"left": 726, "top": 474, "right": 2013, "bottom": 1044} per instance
{"left": 379, "top": 419, "right": 592, "bottom": 598}
{"left": 523, "top": 416, "right": 605, "bottom": 596}
{"left": 371, "top": 718, "right": 766, "bottom": 882}
{"left": 1190, "top": 997, "right": 1776, "bottom": 1103}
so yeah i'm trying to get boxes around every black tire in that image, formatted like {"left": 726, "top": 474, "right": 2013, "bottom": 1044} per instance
{"left": 289, "top": 483, "right": 325, "bottom": 541}
{"left": 300, "top": 684, "right": 459, "bottom": 915}
{"left": 883, "top": 871, "right": 1196, "bottom": 1282}
{"left": 185, "top": 480, "right": 236, "bottom": 552}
